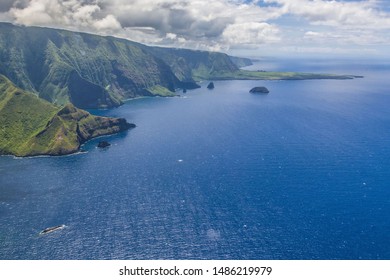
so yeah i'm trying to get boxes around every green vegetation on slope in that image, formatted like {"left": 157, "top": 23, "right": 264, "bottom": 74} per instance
{"left": 0, "top": 75, "right": 58, "bottom": 156}
{"left": 0, "top": 75, "right": 133, "bottom": 157}
{"left": 0, "top": 23, "right": 256, "bottom": 108}
{"left": 229, "top": 56, "right": 253, "bottom": 68}
{"left": 146, "top": 47, "right": 241, "bottom": 82}
{"left": 203, "top": 69, "right": 358, "bottom": 80}
{"left": 0, "top": 23, "right": 179, "bottom": 109}
{"left": 146, "top": 85, "right": 178, "bottom": 97}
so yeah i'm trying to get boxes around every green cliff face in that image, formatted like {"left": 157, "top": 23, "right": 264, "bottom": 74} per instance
{"left": 0, "top": 23, "right": 179, "bottom": 108}
{"left": 0, "top": 23, "right": 249, "bottom": 109}
{"left": 0, "top": 75, "right": 133, "bottom": 157}
{"left": 145, "top": 47, "right": 243, "bottom": 82}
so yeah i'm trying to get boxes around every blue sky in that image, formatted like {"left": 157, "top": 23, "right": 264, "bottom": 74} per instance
{"left": 1, "top": 0, "right": 389, "bottom": 58}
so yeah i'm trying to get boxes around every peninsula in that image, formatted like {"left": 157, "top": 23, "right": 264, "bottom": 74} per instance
{"left": 0, "top": 75, "right": 134, "bottom": 157}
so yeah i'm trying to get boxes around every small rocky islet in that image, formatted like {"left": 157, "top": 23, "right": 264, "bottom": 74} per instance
{"left": 97, "top": 141, "right": 111, "bottom": 148}
{"left": 207, "top": 82, "right": 215, "bottom": 89}
{"left": 249, "top": 86, "right": 270, "bottom": 94}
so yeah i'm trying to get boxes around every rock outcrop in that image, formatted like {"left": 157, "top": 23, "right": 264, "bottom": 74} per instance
{"left": 250, "top": 86, "right": 269, "bottom": 94}
{"left": 97, "top": 141, "right": 111, "bottom": 148}
{"left": 207, "top": 82, "right": 215, "bottom": 89}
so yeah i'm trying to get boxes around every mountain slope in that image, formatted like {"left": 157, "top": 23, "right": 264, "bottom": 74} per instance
{"left": 145, "top": 47, "right": 244, "bottom": 82}
{"left": 0, "top": 23, "right": 249, "bottom": 109}
{"left": 0, "top": 75, "right": 58, "bottom": 155}
{"left": 0, "top": 75, "right": 133, "bottom": 156}
{"left": 0, "top": 23, "right": 182, "bottom": 108}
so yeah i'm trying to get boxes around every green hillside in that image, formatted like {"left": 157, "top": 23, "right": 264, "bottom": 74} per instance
{"left": 203, "top": 69, "right": 359, "bottom": 80}
{"left": 0, "top": 23, "right": 249, "bottom": 109}
{"left": 0, "top": 23, "right": 181, "bottom": 108}
{"left": 145, "top": 47, "right": 243, "bottom": 82}
{"left": 0, "top": 75, "right": 133, "bottom": 156}
{"left": 0, "top": 75, "right": 58, "bottom": 155}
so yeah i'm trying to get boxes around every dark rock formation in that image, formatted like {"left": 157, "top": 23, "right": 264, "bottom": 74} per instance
{"left": 97, "top": 141, "right": 111, "bottom": 148}
{"left": 207, "top": 82, "right": 215, "bottom": 89}
{"left": 250, "top": 86, "right": 269, "bottom": 94}
{"left": 179, "top": 81, "right": 201, "bottom": 90}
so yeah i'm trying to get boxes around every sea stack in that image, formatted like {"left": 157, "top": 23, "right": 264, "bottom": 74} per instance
{"left": 207, "top": 82, "right": 215, "bottom": 89}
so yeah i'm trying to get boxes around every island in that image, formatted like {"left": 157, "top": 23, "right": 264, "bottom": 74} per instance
{"left": 250, "top": 86, "right": 270, "bottom": 94}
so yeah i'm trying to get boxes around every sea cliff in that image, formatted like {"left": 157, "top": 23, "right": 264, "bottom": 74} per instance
{"left": 0, "top": 75, "right": 134, "bottom": 157}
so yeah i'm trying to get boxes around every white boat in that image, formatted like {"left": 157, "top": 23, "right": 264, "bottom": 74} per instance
{"left": 39, "top": 224, "right": 66, "bottom": 235}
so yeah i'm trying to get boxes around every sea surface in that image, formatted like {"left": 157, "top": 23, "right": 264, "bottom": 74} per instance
{"left": 1, "top": 58, "right": 389, "bottom": 260}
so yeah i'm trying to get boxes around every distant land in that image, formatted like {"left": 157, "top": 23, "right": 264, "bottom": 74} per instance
{"left": 0, "top": 23, "right": 360, "bottom": 157}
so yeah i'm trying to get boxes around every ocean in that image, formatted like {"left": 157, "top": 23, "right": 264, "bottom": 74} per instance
{"left": 1, "top": 58, "right": 389, "bottom": 259}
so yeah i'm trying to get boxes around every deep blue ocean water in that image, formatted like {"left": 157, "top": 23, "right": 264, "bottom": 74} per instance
{"left": 1, "top": 58, "right": 389, "bottom": 260}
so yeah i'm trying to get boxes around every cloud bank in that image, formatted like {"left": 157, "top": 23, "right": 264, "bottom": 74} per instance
{"left": 2, "top": 0, "right": 390, "bottom": 56}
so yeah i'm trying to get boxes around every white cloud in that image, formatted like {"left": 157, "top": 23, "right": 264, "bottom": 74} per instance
{"left": 304, "top": 29, "right": 389, "bottom": 45}
{"left": 7, "top": 0, "right": 282, "bottom": 50}
{"left": 222, "top": 22, "right": 280, "bottom": 47}
{"left": 2, "top": 0, "right": 390, "bottom": 56}
{"left": 10, "top": 0, "right": 62, "bottom": 26}
{"left": 265, "top": 0, "right": 390, "bottom": 29}
{"left": 260, "top": 0, "right": 390, "bottom": 56}
{"left": 93, "top": 14, "right": 121, "bottom": 30}
{"left": 98, "top": 0, "right": 283, "bottom": 49}
{"left": 10, "top": 0, "right": 121, "bottom": 31}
